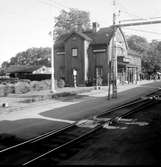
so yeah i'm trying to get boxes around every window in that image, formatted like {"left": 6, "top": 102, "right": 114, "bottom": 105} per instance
{"left": 72, "top": 48, "right": 78, "bottom": 57}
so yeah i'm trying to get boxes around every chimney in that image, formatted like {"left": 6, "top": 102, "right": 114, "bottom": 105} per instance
{"left": 92, "top": 22, "right": 97, "bottom": 33}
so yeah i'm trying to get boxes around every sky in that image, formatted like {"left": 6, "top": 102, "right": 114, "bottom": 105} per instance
{"left": 1, "top": 0, "right": 161, "bottom": 66}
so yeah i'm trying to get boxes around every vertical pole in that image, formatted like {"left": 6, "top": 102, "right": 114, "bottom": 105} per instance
{"left": 113, "top": 33, "right": 118, "bottom": 98}
{"left": 49, "top": 2, "right": 56, "bottom": 93}
{"left": 96, "top": 68, "right": 98, "bottom": 90}
{"left": 108, "top": 0, "right": 115, "bottom": 100}
{"left": 51, "top": 28, "right": 56, "bottom": 93}
{"left": 107, "top": 59, "right": 111, "bottom": 100}
{"left": 112, "top": 0, "right": 117, "bottom": 98}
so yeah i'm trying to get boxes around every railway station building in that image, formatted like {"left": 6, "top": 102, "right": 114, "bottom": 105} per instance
{"left": 54, "top": 22, "right": 141, "bottom": 86}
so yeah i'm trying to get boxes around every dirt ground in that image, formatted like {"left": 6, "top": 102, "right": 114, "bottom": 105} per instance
{"left": 60, "top": 102, "right": 161, "bottom": 165}
{"left": 0, "top": 80, "right": 161, "bottom": 165}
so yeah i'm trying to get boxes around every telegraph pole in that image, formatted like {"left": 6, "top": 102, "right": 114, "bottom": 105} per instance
{"left": 107, "top": 46, "right": 111, "bottom": 100}
{"left": 108, "top": 0, "right": 118, "bottom": 99}
{"left": 112, "top": 1, "right": 117, "bottom": 99}
{"left": 51, "top": 27, "right": 56, "bottom": 93}
{"left": 107, "top": 1, "right": 161, "bottom": 99}
{"left": 50, "top": 3, "right": 56, "bottom": 93}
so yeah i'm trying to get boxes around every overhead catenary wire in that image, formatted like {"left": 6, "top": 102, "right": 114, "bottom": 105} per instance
{"left": 48, "top": 0, "right": 71, "bottom": 9}
{"left": 118, "top": 0, "right": 146, "bottom": 20}
{"left": 38, "top": 0, "right": 73, "bottom": 11}
{"left": 119, "top": 10, "right": 146, "bottom": 20}
{"left": 38, "top": 0, "right": 64, "bottom": 11}
{"left": 118, "top": 0, "right": 161, "bottom": 24}
{"left": 2, "top": 0, "right": 63, "bottom": 24}
{"left": 123, "top": 28, "right": 161, "bottom": 36}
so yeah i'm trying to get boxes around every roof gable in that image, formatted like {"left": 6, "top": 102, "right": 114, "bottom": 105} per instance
{"left": 54, "top": 26, "right": 127, "bottom": 47}
{"left": 84, "top": 26, "right": 114, "bottom": 45}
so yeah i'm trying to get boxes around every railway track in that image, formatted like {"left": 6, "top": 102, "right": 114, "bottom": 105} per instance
{"left": 0, "top": 89, "right": 161, "bottom": 166}
{"left": 0, "top": 123, "right": 102, "bottom": 165}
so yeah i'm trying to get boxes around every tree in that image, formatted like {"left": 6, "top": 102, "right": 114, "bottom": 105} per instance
{"left": 0, "top": 68, "right": 6, "bottom": 76}
{"left": 127, "top": 35, "right": 149, "bottom": 53}
{"left": 1, "top": 47, "right": 51, "bottom": 68}
{"left": 147, "top": 40, "right": 161, "bottom": 72}
{"left": 54, "top": 8, "right": 91, "bottom": 39}
{"left": 138, "top": 39, "right": 161, "bottom": 77}
{"left": 1, "top": 61, "right": 10, "bottom": 69}
{"left": 127, "top": 35, "right": 161, "bottom": 77}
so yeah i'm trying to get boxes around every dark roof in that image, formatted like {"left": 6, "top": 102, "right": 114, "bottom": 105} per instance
{"left": 54, "top": 26, "right": 115, "bottom": 48}
{"left": 6, "top": 65, "right": 43, "bottom": 73}
{"left": 54, "top": 31, "right": 92, "bottom": 49}
{"left": 84, "top": 26, "right": 114, "bottom": 45}
{"left": 64, "top": 31, "right": 92, "bottom": 42}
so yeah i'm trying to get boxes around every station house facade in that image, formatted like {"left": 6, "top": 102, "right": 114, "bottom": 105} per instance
{"left": 54, "top": 23, "right": 141, "bottom": 86}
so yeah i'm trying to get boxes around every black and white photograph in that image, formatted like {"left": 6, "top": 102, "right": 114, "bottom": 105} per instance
{"left": 0, "top": 0, "right": 161, "bottom": 165}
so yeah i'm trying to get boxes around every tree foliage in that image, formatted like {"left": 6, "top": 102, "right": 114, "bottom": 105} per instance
{"left": 1, "top": 47, "right": 51, "bottom": 68}
{"left": 145, "top": 40, "right": 161, "bottom": 73}
{"left": 127, "top": 35, "right": 149, "bottom": 53}
{"left": 54, "top": 8, "right": 91, "bottom": 39}
{"left": 127, "top": 35, "right": 161, "bottom": 75}
{"left": 1, "top": 9, "right": 91, "bottom": 69}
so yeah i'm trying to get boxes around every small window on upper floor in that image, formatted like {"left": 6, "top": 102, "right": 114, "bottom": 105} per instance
{"left": 72, "top": 48, "right": 78, "bottom": 57}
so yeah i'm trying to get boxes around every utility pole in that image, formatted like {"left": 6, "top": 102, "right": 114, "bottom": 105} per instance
{"left": 107, "top": 45, "right": 111, "bottom": 100}
{"left": 108, "top": 0, "right": 118, "bottom": 99}
{"left": 107, "top": 2, "right": 161, "bottom": 99}
{"left": 50, "top": 3, "right": 56, "bottom": 93}
{"left": 51, "top": 27, "right": 56, "bottom": 93}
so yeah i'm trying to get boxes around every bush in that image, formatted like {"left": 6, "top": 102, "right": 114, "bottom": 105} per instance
{"left": 14, "top": 82, "right": 31, "bottom": 94}
{"left": 30, "top": 80, "right": 50, "bottom": 91}
{"left": 0, "top": 84, "right": 9, "bottom": 96}
{"left": 7, "top": 84, "right": 15, "bottom": 94}
{"left": 19, "top": 79, "right": 31, "bottom": 84}
{"left": 40, "top": 80, "right": 51, "bottom": 90}
{"left": 30, "top": 81, "right": 41, "bottom": 91}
